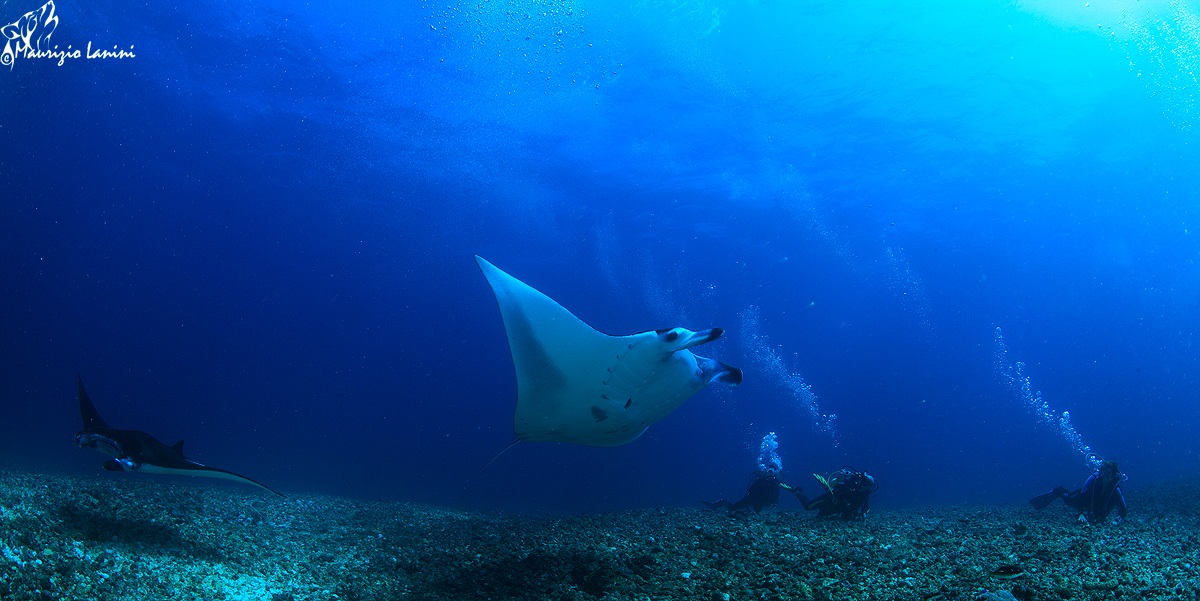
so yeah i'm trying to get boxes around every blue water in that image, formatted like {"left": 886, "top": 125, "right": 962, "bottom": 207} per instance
{"left": 3, "top": 0, "right": 1199, "bottom": 514}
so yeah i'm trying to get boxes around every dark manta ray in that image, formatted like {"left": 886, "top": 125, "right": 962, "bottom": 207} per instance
{"left": 75, "top": 377, "right": 282, "bottom": 496}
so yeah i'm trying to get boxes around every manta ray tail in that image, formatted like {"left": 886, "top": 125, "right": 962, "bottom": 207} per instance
{"left": 479, "top": 439, "right": 522, "bottom": 474}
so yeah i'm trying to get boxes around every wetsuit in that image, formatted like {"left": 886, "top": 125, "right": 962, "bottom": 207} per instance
{"left": 1031, "top": 463, "right": 1128, "bottom": 524}
{"left": 706, "top": 471, "right": 783, "bottom": 513}
{"left": 1062, "top": 472, "right": 1127, "bottom": 522}
{"left": 794, "top": 481, "right": 872, "bottom": 520}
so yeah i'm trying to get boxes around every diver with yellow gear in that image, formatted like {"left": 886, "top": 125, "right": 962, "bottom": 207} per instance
{"left": 789, "top": 467, "right": 878, "bottom": 520}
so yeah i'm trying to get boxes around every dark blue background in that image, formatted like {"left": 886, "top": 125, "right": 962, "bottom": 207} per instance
{"left": 2, "top": 0, "right": 1199, "bottom": 514}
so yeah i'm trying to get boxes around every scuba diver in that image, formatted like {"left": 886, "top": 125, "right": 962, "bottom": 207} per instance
{"left": 1030, "top": 459, "right": 1127, "bottom": 524}
{"left": 705, "top": 468, "right": 792, "bottom": 514}
{"left": 706, "top": 431, "right": 797, "bottom": 514}
{"left": 791, "top": 467, "right": 877, "bottom": 520}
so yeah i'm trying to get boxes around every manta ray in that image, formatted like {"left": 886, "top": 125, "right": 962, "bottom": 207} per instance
{"left": 74, "top": 377, "right": 282, "bottom": 496}
{"left": 476, "top": 255, "right": 742, "bottom": 447}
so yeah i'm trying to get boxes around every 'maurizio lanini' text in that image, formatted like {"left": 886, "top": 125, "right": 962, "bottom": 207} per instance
{"left": 22, "top": 42, "right": 136, "bottom": 66}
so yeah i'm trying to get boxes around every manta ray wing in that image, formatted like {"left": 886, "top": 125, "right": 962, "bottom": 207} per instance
{"left": 475, "top": 256, "right": 741, "bottom": 447}
{"left": 77, "top": 375, "right": 112, "bottom": 432}
{"left": 476, "top": 256, "right": 628, "bottom": 444}
{"left": 135, "top": 456, "right": 284, "bottom": 496}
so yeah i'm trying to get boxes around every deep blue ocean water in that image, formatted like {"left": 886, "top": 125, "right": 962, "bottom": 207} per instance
{"left": 2, "top": 0, "right": 1199, "bottom": 515}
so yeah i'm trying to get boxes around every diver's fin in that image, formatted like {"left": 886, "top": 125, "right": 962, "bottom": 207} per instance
{"left": 1029, "top": 487, "right": 1067, "bottom": 510}
{"left": 703, "top": 500, "right": 731, "bottom": 511}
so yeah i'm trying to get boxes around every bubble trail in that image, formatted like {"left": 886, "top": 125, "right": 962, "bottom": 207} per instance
{"left": 993, "top": 327, "right": 1100, "bottom": 471}
{"left": 757, "top": 431, "right": 782, "bottom": 473}
{"left": 740, "top": 306, "right": 838, "bottom": 439}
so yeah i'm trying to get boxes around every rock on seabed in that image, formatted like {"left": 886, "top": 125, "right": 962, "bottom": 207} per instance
{"left": 1, "top": 470, "right": 1198, "bottom": 600}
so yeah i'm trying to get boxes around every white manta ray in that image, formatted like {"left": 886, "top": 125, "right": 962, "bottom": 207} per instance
{"left": 476, "top": 255, "right": 742, "bottom": 447}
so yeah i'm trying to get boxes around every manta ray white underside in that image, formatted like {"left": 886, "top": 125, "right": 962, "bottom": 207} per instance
{"left": 476, "top": 255, "right": 741, "bottom": 447}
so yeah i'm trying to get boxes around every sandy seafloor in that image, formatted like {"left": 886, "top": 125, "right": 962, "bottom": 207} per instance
{"left": 1, "top": 470, "right": 1198, "bottom": 601}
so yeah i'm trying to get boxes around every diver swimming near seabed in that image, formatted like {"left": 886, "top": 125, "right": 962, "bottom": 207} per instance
{"left": 996, "top": 327, "right": 1123, "bottom": 524}
{"left": 706, "top": 433, "right": 877, "bottom": 519}
{"left": 706, "top": 432, "right": 796, "bottom": 514}
{"left": 705, "top": 468, "right": 791, "bottom": 514}
{"left": 790, "top": 467, "right": 877, "bottom": 520}
{"left": 1030, "top": 456, "right": 1127, "bottom": 525}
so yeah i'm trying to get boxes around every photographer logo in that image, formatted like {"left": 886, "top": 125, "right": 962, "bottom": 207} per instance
{"left": 3, "top": 1, "right": 135, "bottom": 70}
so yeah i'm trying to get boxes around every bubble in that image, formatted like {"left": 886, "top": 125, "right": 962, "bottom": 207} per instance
{"left": 757, "top": 431, "right": 782, "bottom": 473}
{"left": 994, "top": 327, "right": 1096, "bottom": 463}
{"left": 740, "top": 307, "right": 838, "bottom": 439}
{"left": 1116, "top": 0, "right": 1200, "bottom": 129}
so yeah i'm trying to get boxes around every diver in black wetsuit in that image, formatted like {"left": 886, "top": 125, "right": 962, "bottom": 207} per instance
{"left": 705, "top": 469, "right": 792, "bottom": 514}
{"left": 791, "top": 468, "right": 877, "bottom": 520}
{"left": 1030, "top": 459, "right": 1127, "bottom": 524}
